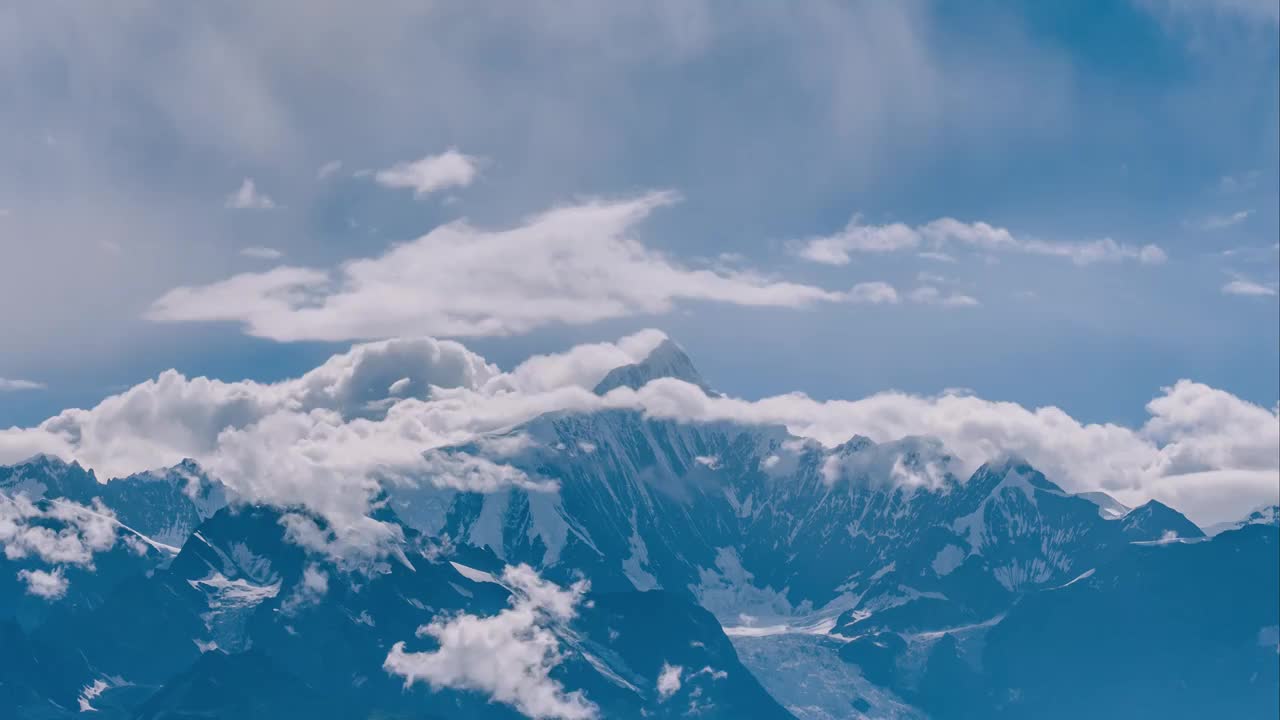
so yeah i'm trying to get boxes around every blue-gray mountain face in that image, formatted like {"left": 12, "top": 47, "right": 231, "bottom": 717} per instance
{"left": 1, "top": 343, "right": 1277, "bottom": 719}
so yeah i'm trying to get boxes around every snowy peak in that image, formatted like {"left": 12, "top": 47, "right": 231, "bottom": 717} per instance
{"left": 1076, "top": 491, "right": 1131, "bottom": 520}
{"left": 1205, "top": 504, "right": 1280, "bottom": 536}
{"left": 593, "top": 338, "right": 715, "bottom": 395}
{"left": 0, "top": 454, "right": 100, "bottom": 500}
{"left": 961, "top": 456, "right": 1065, "bottom": 504}
{"left": 1120, "top": 500, "right": 1205, "bottom": 541}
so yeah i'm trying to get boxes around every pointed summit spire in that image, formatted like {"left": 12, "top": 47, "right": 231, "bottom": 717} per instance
{"left": 592, "top": 337, "right": 715, "bottom": 395}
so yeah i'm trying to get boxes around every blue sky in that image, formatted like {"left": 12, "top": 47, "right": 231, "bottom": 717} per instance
{"left": 1, "top": 0, "right": 1277, "bottom": 431}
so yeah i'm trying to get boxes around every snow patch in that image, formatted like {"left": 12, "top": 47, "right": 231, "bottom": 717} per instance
{"left": 78, "top": 678, "right": 109, "bottom": 712}
{"left": 931, "top": 545, "right": 965, "bottom": 577}
{"left": 731, "top": 633, "right": 923, "bottom": 720}
{"left": 693, "top": 547, "right": 808, "bottom": 622}
{"left": 450, "top": 561, "right": 501, "bottom": 586}
{"left": 622, "top": 521, "right": 658, "bottom": 592}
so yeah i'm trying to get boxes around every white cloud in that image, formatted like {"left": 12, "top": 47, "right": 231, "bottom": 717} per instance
{"left": 148, "top": 193, "right": 856, "bottom": 342}
{"left": 486, "top": 329, "right": 669, "bottom": 395}
{"left": 1, "top": 492, "right": 124, "bottom": 597}
{"left": 0, "top": 335, "right": 502, "bottom": 533}
{"left": 908, "top": 286, "right": 979, "bottom": 307}
{"left": 845, "top": 281, "right": 900, "bottom": 305}
{"left": 240, "top": 246, "right": 284, "bottom": 260}
{"left": 657, "top": 663, "right": 683, "bottom": 700}
{"left": 418, "top": 450, "right": 555, "bottom": 493}
{"left": 384, "top": 564, "right": 597, "bottom": 720}
{"left": 224, "top": 178, "right": 276, "bottom": 210}
{"left": 796, "top": 216, "right": 1167, "bottom": 267}
{"left": 1218, "top": 170, "right": 1261, "bottom": 193}
{"left": 1, "top": 331, "right": 1274, "bottom": 551}
{"left": 373, "top": 149, "right": 480, "bottom": 198}
{"left": 1199, "top": 209, "right": 1252, "bottom": 230}
{"left": 317, "top": 160, "right": 343, "bottom": 180}
{"left": 17, "top": 567, "right": 68, "bottom": 599}
{"left": 0, "top": 378, "right": 45, "bottom": 391}
{"left": 1222, "top": 278, "right": 1277, "bottom": 296}
{"left": 918, "top": 251, "right": 957, "bottom": 263}
{"left": 282, "top": 562, "right": 330, "bottom": 613}
{"left": 794, "top": 217, "right": 919, "bottom": 264}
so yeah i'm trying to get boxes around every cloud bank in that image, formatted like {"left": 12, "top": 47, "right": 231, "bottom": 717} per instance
{"left": 0, "top": 331, "right": 1274, "bottom": 547}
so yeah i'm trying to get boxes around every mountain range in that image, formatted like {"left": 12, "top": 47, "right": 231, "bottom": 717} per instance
{"left": 1, "top": 340, "right": 1276, "bottom": 719}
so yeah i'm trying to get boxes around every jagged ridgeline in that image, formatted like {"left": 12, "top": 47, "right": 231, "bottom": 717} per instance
{"left": 1, "top": 342, "right": 1277, "bottom": 719}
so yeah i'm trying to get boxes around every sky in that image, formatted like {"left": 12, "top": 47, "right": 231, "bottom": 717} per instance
{"left": 0, "top": 2, "right": 1277, "bottom": 525}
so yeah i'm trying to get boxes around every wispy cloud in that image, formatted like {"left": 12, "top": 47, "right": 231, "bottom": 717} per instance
{"left": 1218, "top": 170, "right": 1261, "bottom": 193}
{"left": 1222, "top": 278, "right": 1278, "bottom": 297}
{"left": 1199, "top": 209, "right": 1252, "bottom": 230}
{"left": 316, "top": 160, "right": 343, "bottom": 180}
{"left": 909, "top": 286, "right": 980, "bottom": 307}
{"left": 918, "top": 251, "right": 957, "bottom": 263}
{"left": 147, "top": 192, "right": 889, "bottom": 342}
{"left": 240, "top": 246, "right": 284, "bottom": 260}
{"left": 374, "top": 149, "right": 480, "bottom": 198}
{"left": 795, "top": 216, "right": 1166, "bottom": 267}
{"left": 0, "top": 378, "right": 45, "bottom": 391}
{"left": 225, "top": 178, "right": 277, "bottom": 210}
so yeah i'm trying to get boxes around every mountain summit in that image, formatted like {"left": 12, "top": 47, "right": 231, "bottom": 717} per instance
{"left": 593, "top": 338, "right": 716, "bottom": 395}
{"left": 0, "top": 342, "right": 1274, "bottom": 720}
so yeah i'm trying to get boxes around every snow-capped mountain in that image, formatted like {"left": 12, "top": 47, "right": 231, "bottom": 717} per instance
{"left": 1205, "top": 504, "right": 1280, "bottom": 536}
{"left": 1, "top": 456, "right": 229, "bottom": 548}
{"left": 0, "top": 340, "right": 1275, "bottom": 719}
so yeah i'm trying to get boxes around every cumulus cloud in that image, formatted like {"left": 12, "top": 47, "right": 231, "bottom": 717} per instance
{"left": 1, "top": 492, "right": 124, "bottom": 598}
{"left": 0, "top": 378, "right": 45, "bottom": 391}
{"left": 485, "top": 329, "right": 669, "bottom": 394}
{"left": 147, "top": 193, "right": 859, "bottom": 342}
{"left": 1222, "top": 278, "right": 1278, "bottom": 297}
{"left": 224, "top": 178, "right": 276, "bottom": 210}
{"left": 18, "top": 567, "right": 68, "bottom": 599}
{"left": 0, "top": 335, "right": 504, "bottom": 546}
{"left": 1, "top": 330, "right": 1274, "bottom": 548}
{"left": 384, "top": 564, "right": 596, "bottom": 720}
{"left": 0, "top": 494, "right": 120, "bottom": 568}
{"left": 795, "top": 216, "right": 1167, "bottom": 267}
{"left": 240, "top": 246, "right": 284, "bottom": 260}
{"left": 846, "top": 281, "right": 900, "bottom": 304}
{"left": 374, "top": 149, "right": 480, "bottom": 198}
{"left": 592, "top": 377, "right": 1277, "bottom": 525}
{"left": 281, "top": 562, "right": 330, "bottom": 613}
{"left": 657, "top": 663, "right": 683, "bottom": 700}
